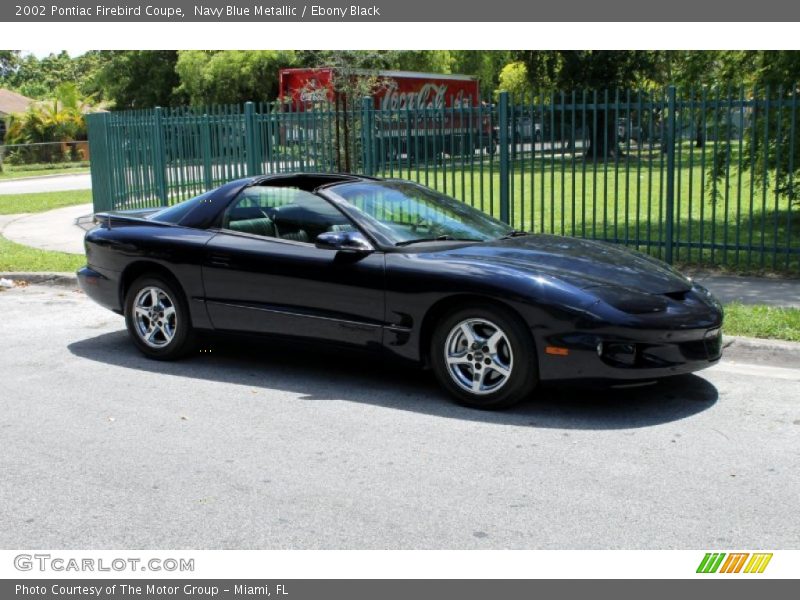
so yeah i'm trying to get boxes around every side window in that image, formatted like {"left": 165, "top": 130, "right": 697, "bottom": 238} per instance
{"left": 222, "top": 186, "right": 354, "bottom": 243}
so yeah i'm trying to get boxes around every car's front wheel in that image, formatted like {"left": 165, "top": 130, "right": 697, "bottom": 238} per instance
{"left": 430, "top": 304, "right": 538, "bottom": 409}
{"left": 124, "top": 274, "right": 195, "bottom": 360}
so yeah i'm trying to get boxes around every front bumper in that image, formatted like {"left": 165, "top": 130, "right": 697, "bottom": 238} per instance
{"left": 537, "top": 326, "right": 723, "bottom": 383}
{"left": 77, "top": 266, "right": 122, "bottom": 313}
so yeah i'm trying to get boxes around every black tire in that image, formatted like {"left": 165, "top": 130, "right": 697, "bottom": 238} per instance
{"left": 430, "top": 303, "right": 539, "bottom": 409}
{"left": 124, "top": 274, "right": 195, "bottom": 360}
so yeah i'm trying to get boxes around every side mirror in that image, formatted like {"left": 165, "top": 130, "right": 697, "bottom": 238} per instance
{"left": 315, "top": 230, "right": 374, "bottom": 254}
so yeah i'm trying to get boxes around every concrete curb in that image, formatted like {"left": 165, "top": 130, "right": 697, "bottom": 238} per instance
{"left": 721, "top": 335, "right": 800, "bottom": 370}
{"left": 0, "top": 272, "right": 79, "bottom": 288}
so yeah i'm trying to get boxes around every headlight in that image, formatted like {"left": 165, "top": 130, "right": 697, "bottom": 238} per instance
{"left": 692, "top": 283, "right": 723, "bottom": 310}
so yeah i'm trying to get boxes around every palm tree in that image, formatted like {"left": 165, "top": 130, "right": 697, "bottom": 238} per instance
{"left": 4, "top": 83, "right": 100, "bottom": 162}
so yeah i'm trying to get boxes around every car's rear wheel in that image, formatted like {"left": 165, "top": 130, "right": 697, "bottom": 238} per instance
{"left": 124, "top": 274, "right": 195, "bottom": 360}
{"left": 430, "top": 304, "right": 538, "bottom": 409}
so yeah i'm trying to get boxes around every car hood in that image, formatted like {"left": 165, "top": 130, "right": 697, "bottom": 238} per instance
{"left": 423, "top": 234, "right": 692, "bottom": 294}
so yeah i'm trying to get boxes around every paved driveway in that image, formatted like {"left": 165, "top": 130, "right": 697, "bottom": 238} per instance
{"left": 0, "top": 285, "right": 798, "bottom": 549}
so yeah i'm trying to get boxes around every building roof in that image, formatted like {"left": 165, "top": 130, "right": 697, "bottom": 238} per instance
{"left": 0, "top": 88, "right": 35, "bottom": 116}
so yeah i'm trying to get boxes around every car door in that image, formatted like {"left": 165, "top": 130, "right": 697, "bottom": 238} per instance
{"left": 201, "top": 186, "right": 386, "bottom": 349}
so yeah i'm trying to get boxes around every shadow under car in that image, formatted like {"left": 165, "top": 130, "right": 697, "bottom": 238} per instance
{"left": 67, "top": 330, "right": 718, "bottom": 430}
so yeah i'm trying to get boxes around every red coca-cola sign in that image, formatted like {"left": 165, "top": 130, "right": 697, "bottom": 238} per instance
{"left": 279, "top": 68, "right": 481, "bottom": 110}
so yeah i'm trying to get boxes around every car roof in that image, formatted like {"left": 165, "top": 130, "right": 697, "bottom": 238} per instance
{"left": 251, "top": 173, "right": 381, "bottom": 192}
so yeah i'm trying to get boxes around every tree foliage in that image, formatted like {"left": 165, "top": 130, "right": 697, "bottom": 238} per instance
{"left": 495, "top": 61, "right": 531, "bottom": 102}
{"left": 450, "top": 51, "right": 515, "bottom": 93}
{"left": 89, "top": 51, "right": 182, "bottom": 109}
{"left": 2, "top": 49, "right": 797, "bottom": 108}
{"left": 0, "top": 51, "right": 109, "bottom": 100}
{"left": 5, "top": 83, "right": 95, "bottom": 143}
{"left": 175, "top": 51, "right": 298, "bottom": 106}
{"left": 3, "top": 83, "right": 101, "bottom": 162}
{"left": 2, "top": 50, "right": 799, "bottom": 190}
{"left": 0, "top": 51, "right": 19, "bottom": 78}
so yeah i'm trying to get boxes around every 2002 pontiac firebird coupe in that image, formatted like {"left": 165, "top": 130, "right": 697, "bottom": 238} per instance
{"left": 78, "top": 173, "right": 723, "bottom": 409}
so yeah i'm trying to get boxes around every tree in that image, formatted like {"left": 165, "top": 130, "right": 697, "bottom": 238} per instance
{"left": 514, "top": 51, "right": 657, "bottom": 158}
{"left": 0, "top": 50, "right": 19, "bottom": 78}
{"left": 450, "top": 51, "right": 515, "bottom": 95}
{"left": 658, "top": 52, "right": 800, "bottom": 203}
{"left": 4, "top": 52, "right": 76, "bottom": 98}
{"left": 92, "top": 51, "right": 182, "bottom": 109}
{"left": 175, "top": 50, "right": 297, "bottom": 106}
{"left": 511, "top": 51, "right": 562, "bottom": 92}
{"left": 387, "top": 51, "right": 454, "bottom": 74}
{"left": 746, "top": 53, "right": 800, "bottom": 204}
{"left": 296, "top": 50, "right": 453, "bottom": 75}
{"left": 495, "top": 61, "right": 531, "bottom": 102}
{"left": 297, "top": 51, "right": 398, "bottom": 172}
{"left": 4, "top": 82, "right": 100, "bottom": 162}
{"left": 0, "top": 51, "right": 111, "bottom": 101}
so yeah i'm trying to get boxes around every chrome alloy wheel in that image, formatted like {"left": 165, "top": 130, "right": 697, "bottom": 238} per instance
{"left": 132, "top": 286, "right": 177, "bottom": 348}
{"left": 444, "top": 318, "right": 514, "bottom": 395}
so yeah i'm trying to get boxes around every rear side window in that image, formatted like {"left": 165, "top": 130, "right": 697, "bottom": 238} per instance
{"left": 149, "top": 191, "right": 212, "bottom": 224}
{"left": 222, "top": 186, "right": 354, "bottom": 244}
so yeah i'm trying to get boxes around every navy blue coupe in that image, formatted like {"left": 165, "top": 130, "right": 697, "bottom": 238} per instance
{"left": 78, "top": 174, "right": 723, "bottom": 409}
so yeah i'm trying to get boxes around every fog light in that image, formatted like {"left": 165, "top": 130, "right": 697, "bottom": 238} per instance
{"left": 602, "top": 342, "right": 637, "bottom": 366}
{"left": 596, "top": 342, "right": 603, "bottom": 357}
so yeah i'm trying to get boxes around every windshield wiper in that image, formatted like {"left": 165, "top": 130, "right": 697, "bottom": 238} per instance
{"left": 498, "top": 230, "right": 530, "bottom": 240}
{"left": 395, "top": 235, "right": 483, "bottom": 247}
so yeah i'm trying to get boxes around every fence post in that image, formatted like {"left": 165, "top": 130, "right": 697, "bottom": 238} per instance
{"left": 201, "top": 115, "right": 213, "bottom": 190}
{"left": 244, "top": 101, "right": 259, "bottom": 176}
{"left": 153, "top": 107, "right": 168, "bottom": 206}
{"left": 498, "top": 91, "right": 511, "bottom": 224}
{"left": 361, "top": 97, "right": 374, "bottom": 177}
{"left": 664, "top": 86, "right": 677, "bottom": 264}
{"left": 86, "top": 112, "right": 112, "bottom": 213}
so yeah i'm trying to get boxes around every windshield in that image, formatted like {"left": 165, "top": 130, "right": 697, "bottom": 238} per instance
{"left": 330, "top": 181, "right": 513, "bottom": 245}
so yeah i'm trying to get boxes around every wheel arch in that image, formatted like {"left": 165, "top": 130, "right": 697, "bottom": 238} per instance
{"left": 418, "top": 294, "right": 533, "bottom": 367}
{"left": 119, "top": 261, "right": 184, "bottom": 313}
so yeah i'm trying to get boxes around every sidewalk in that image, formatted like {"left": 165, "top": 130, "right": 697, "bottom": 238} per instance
{"left": 0, "top": 203, "right": 91, "bottom": 254}
{"left": 0, "top": 203, "right": 798, "bottom": 307}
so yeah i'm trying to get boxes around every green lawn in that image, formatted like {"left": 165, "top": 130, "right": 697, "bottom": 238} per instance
{"left": 0, "top": 235, "right": 83, "bottom": 272}
{"left": 723, "top": 303, "right": 800, "bottom": 342}
{"left": 0, "top": 189, "right": 92, "bottom": 215}
{"left": 373, "top": 153, "right": 800, "bottom": 273}
{"left": 0, "top": 163, "right": 90, "bottom": 180}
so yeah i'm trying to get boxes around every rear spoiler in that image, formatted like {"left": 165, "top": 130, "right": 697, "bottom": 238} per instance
{"left": 94, "top": 209, "right": 171, "bottom": 229}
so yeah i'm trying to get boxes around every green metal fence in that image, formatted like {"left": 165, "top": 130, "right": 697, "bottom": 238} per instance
{"left": 88, "top": 86, "right": 800, "bottom": 271}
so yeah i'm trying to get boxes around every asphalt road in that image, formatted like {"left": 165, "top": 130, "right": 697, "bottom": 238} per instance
{"left": 1, "top": 284, "right": 798, "bottom": 549}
